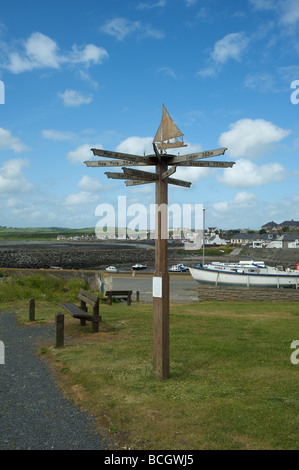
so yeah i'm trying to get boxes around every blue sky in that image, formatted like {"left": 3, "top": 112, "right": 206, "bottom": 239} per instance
{"left": 0, "top": 0, "right": 299, "bottom": 230}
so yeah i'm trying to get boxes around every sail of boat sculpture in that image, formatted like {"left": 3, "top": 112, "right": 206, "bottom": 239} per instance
{"left": 153, "top": 104, "right": 187, "bottom": 153}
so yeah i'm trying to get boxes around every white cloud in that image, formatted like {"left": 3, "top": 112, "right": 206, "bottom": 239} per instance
{"left": 100, "top": 17, "right": 164, "bottom": 41}
{"left": 3, "top": 32, "right": 108, "bottom": 74}
{"left": 0, "top": 158, "right": 33, "bottom": 194}
{"left": 176, "top": 165, "right": 210, "bottom": 183}
{"left": 100, "top": 18, "right": 141, "bottom": 41}
{"left": 77, "top": 175, "right": 103, "bottom": 192}
{"left": 116, "top": 136, "right": 154, "bottom": 155}
{"left": 26, "top": 32, "right": 61, "bottom": 69}
{"left": 67, "top": 144, "right": 100, "bottom": 164}
{"left": 219, "top": 118, "right": 291, "bottom": 158}
{"left": 218, "top": 159, "right": 285, "bottom": 188}
{"left": 0, "top": 128, "right": 29, "bottom": 153}
{"left": 136, "top": 1, "right": 166, "bottom": 10}
{"left": 64, "top": 191, "right": 99, "bottom": 206}
{"left": 213, "top": 191, "right": 258, "bottom": 215}
{"left": 211, "top": 32, "right": 249, "bottom": 64}
{"left": 280, "top": 0, "right": 299, "bottom": 26}
{"left": 58, "top": 89, "right": 92, "bottom": 107}
{"left": 198, "top": 32, "right": 249, "bottom": 77}
{"left": 42, "top": 129, "right": 75, "bottom": 141}
{"left": 70, "top": 43, "right": 108, "bottom": 66}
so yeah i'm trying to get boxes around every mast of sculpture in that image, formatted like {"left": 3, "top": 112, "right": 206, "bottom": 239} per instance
{"left": 84, "top": 104, "right": 234, "bottom": 381}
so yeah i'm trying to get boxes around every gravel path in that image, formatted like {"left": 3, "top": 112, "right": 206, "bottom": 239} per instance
{"left": 0, "top": 311, "right": 115, "bottom": 450}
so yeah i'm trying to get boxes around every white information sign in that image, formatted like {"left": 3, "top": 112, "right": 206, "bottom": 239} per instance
{"left": 153, "top": 276, "right": 162, "bottom": 298}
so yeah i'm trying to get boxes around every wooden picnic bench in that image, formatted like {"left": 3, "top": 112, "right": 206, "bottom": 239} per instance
{"left": 61, "top": 289, "right": 101, "bottom": 333}
{"left": 105, "top": 290, "right": 133, "bottom": 306}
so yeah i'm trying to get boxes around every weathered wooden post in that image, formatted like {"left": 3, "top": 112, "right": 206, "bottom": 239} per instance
{"left": 55, "top": 313, "right": 64, "bottom": 348}
{"left": 84, "top": 104, "right": 234, "bottom": 380}
{"left": 29, "top": 298, "right": 35, "bottom": 321}
{"left": 152, "top": 158, "right": 170, "bottom": 380}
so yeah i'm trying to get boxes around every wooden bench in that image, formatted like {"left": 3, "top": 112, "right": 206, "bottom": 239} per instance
{"left": 61, "top": 289, "right": 101, "bottom": 333}
{"left": 105, "top": 290, "right": 132, "bottom": 306}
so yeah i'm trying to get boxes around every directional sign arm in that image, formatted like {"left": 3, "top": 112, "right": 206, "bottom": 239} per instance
{"left": 91, "top": 148, "right": 155, "bottom": 165}
{"left": 168, "top": 177, "right": 191, "bottom": 188}
{"left": 84, "top": 160, "right": 149, "bottom": 167}
{"left": 162, "top": 165, "right": 176, "bottom": 180}
{"left": 176, "top": 161, "right": 235, "bottom": 168}
{"left": 122, "top": 167, "right": 158, "bottom": 181}
{"left": 125, "top": 180, "right": 154, "bottom": 186}
{"left": 104, "top": 172, "right": 128, "bottom": 180}
{"left": 168, "top": 148, "right": 228, "bottom": 165}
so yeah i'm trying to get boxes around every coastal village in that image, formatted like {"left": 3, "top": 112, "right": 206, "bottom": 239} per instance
{"left": 56, "top": 219, "right": 299, "bottom": 249}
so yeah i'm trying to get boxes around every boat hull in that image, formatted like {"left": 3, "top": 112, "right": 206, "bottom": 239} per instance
{"left": 189, "top": 266, "right": 299, "bottom": 288}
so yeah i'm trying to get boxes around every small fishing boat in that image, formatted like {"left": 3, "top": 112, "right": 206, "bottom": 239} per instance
{"left": 131, "top": 263, "right": 147, "bottom": 270}
{"left": 169, "top": 263, "right": 188, "bottom": 272}
{"left": 189, "top": 260, "right": 299, "bottom": 288}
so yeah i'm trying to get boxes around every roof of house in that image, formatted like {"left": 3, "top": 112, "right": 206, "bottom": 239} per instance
{"left": 278, "top": 220, "right": 299, "bottom": 228}
{"left": 231, "top": 233, "right": 257, "bottom": 240}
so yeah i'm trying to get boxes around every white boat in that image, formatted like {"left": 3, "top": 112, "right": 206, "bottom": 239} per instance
{"left": 131, "top": 263, "right": 147, "bottom": 270}
{"left": 169, "top": 263, "right": 188, "bottom": 272}
{"left": 189, "top": 260, "right": 299, "bottom": 288}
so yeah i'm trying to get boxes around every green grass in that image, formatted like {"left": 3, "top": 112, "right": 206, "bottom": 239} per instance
{"left": 1, "top": 274, "right": 299, "bottom": 450}
{"left": 0, "top": 226, "right": 95, "bottom": 241}
{"left": 49, "top": 301, "right": 299, "bottom": 450}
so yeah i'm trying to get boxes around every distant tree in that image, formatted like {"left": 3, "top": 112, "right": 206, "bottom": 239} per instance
{"left": 259, "top": 229, "right": 266, "bottom": 235}
{"left": 282, "top": 226, "right": 289, "bottom": 232}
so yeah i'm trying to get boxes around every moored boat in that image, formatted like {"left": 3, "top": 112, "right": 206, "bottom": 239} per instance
{"left": 169, "top": 263, "right": 188, "bottom": 272}
{"left": 189, "top": 260, "right": 299, "bottom": 288}
{"left": 131, "top": 263, "right": 147, "bottom": 270}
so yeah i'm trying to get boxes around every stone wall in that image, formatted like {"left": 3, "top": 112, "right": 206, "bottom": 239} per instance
{"left": 198, "top": 284, "right": 299, "bottom": 301}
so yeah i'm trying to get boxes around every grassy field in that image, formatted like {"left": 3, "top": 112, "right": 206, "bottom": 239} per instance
{"left": 0, "top": 226, "right": 95, "bottom": 241}
{"left": 1, "top": 274, "right": 299, "bottom": 450}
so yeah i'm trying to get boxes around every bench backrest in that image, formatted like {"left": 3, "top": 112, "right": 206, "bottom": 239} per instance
{"left": 77, "top": 289, "right": 99, "bottom": 307}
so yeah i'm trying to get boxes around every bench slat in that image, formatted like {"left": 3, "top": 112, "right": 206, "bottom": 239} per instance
{"left": 61, "top": 303, "right": 92, "bottom": 319}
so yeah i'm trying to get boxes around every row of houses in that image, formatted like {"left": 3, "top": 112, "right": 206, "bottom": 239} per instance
{"left": 262, "top": 220, "right": 299, "bottom": 232}
{"left": 230, "top": 232, "right": 299, "bottom": 249}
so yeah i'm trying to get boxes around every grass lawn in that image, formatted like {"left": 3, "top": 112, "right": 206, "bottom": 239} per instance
{"left": 8, "top": 293, "right": 299, "bottom": 450}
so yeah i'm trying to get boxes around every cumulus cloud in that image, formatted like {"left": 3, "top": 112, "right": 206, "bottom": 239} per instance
{"left": 0, "top": 158, "right": 33, "bottom": 193}
{"left": 3, "top": 32, "right": 108, "bottom": 74}
{"left": 0, "top": 128, "right": 30, "bottom": 153}
{"left": 218, "top": 159, "right": 285, "bottom": 188}
{"left": 219, "top": 118, "right": 291, "bottom": 158}
{"left": 67, "top": 143, "right": 101, "bottom": 164}
{"left": 116, "top": 136, "right": 154, "bottom": 155}
{"left": 213, "top": 191, "right": 258, "bottom": 214}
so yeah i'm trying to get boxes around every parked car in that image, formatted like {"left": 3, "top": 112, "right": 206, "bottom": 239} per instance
{"left": 105, "top": 266, "right": 118, "bottom": 273}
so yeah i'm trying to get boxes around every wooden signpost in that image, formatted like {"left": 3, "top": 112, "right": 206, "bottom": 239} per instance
{"left": 84, "top": 104, "right": 234, "bottom": 381}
